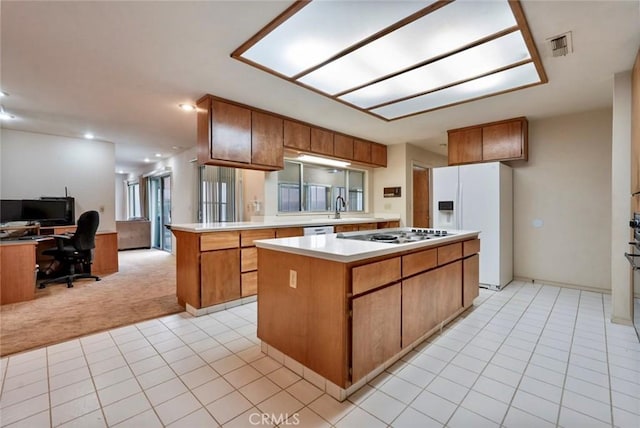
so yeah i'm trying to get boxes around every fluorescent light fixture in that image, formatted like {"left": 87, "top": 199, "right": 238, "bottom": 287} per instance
{"left": 155, "top": 153, "right": 162, "bottom": 157}
{"left": 84, "top": 132, "right": 95, "bottom": 139}
{"left": 297, "top": 154, "right": 351, "bottom": 168}
{"left": 178, "top": 103, "right": 196, "bottom": 111}
{"left": 232, "top": 0, "right": 546, "bottom": 120}
{"left": 0, "top": 105, "right": 15, "bottom": 120}
{"left": 0, "top": 91, "right": 8, "bottom": 97}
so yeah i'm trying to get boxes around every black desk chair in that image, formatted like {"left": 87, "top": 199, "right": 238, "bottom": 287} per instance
{"left": 39, "top": 210, "right": 102, "bottom": 288}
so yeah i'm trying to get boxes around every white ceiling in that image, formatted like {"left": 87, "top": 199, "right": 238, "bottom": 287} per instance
{"left": 1, "top": 1, "right": 639, "bottom": 172}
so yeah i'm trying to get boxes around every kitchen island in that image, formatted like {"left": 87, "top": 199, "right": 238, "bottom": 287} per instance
{"left": 169, "top": 217, "right": 399, "bottom": 314}
{"left": 255, "top": 228, "right": 480, "bottom": 400}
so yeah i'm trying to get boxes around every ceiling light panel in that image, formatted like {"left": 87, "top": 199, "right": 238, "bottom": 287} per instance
{"left": 241, "top": 1, "right": 433, "bottom": 77}
{"left": 233, "top": 0, "right": 546, "bottom": 121}
{"left": 371, "top": 62, "right": 540, "bottom": 119}
{"left": 341, "top": 31, "right": 531, "bottom": 108}
{"left": 298, "top": 0, "right": 517, "bottom": 95}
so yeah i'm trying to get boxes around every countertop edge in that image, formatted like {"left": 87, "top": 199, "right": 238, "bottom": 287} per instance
{"left": 170, "top": 217, "right": 400, "bottom": 233}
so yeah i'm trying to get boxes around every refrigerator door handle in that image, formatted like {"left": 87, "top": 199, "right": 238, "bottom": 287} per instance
{"left": 458, "top": 183, "right": 463, "bottom": 230}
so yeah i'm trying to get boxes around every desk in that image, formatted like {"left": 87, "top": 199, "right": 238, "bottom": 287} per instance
{"left": 0, "top": 231, "right": 119, "bottom": 305}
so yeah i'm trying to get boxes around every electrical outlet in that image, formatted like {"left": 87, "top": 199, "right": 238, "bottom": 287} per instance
{"left": 289, "top": 270, "right": 297, "bottom": 288}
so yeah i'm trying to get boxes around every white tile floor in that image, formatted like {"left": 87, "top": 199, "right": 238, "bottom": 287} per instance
{"left": 1, "top": 281, "right": 639, "bottom": 427}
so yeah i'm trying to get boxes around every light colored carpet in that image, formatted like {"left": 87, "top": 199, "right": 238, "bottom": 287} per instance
{"left": 0, "top": 249, "right": 182, "bottom": 357}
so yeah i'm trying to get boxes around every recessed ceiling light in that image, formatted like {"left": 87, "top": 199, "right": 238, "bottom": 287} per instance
{"left": 178, "top": 103, "right": 196, "bottom": 112}
{"left": 118, "top": 170, "right": 124, "bottom": 174}
{"left": 0, "top": 105, "right": 15, "bottom": 120}
{"left": 144, "top": 158, "right": 150, "bottom": 163}
{"left": 297, "top": 154, "right": 351, "bottom": 168}
{"left": 233, "top": 0, "right": 547, "bottom": 120}
{"left": 155, "top": 153, "right": 162, "bottom": 157}
{"left": 84, "top": 132, "right": 95, "bottom": 139}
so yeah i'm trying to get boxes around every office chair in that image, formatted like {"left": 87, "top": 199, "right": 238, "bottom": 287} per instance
{"left": 39, "top": 210, "right": 102, "bottom": 288}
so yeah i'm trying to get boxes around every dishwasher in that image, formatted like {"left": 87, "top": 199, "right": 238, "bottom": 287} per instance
{"left": 303, "top": 225, "right": 335, "bottom": 236}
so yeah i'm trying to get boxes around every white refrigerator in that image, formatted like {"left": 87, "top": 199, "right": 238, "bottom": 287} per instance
{"left": 431, "top": 162, "right": 513, "bottom": 290}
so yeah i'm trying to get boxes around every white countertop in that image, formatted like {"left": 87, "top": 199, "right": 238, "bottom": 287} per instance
{"left": 170, "top": 216, "right": 400, "bottom": 233}
{"left": 254, "top": 228, "right": 480, "bottom": 263}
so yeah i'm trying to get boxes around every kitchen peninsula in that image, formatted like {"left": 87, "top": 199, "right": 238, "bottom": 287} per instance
{"left": 255, "top": 228, "right": 480, "bottom": 401}
{"left": 170, "top": 217, "right": 400, "bottom": 314}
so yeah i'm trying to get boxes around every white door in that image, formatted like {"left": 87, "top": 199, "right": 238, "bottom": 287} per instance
{"left": 432, "top": 166, "right": 459, "bottom": 229}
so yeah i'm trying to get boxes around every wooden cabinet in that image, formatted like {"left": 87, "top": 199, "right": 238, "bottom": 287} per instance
{"left": 352, "top": 257, "right": 401, "bottom": 295}
{"left": 1, "top": 242, "right": 36, "bottom": 304}
{"left": 463, "top": 254, "right": 479, "bottom": 308}
{"left": 251, "top": 111, "right": 283, "bottom": 169}
{"left": 353, "top": 139, "right": 372, "bottom": 164}
{"left": 358, "top": 223, "right": 378, "bottom": 231}
{"left": 335, "top": 224, "right": 359, "bottom": 233}
{"left": 371, "top": 143, "right": 388, "bottom": 167}
{"left": 311, "top": 128, "right": 334, "bottom": 156}
{"left": 352, "top": 283, "right": 401, "bottom": 382}
{"left": 275, "top": 227, "right": 303, "bottom": 238}
{"left": 402, "top": 270, "right": 440, "bottom": 346}
{"left": 210, "top": 99, "right": 251, "bottom": 164}
{"left": 334, "top": 134, "right": 354, "bottom": 160}
{"left": 632, "top": 49, "right": 640, "bottom": 197}
{"left": 284, "top": 120, "right": 310, "bottom": 152}
{"left": 239, "top": 229, "right": 274, "bottom": 298}
{"left": 448, "top": 128, "right": 482, "bottom": 165}
{"left": 448, "top": 117, "right": 528, "bottom": 165}
{"left": 201, "top": 248, "right": 240, "bottom": 306}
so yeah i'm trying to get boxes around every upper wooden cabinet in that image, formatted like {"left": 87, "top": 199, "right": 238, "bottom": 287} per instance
{"left": 311, "top": 128, "right": 334, "bottom": 156}
{"left": 251, "top": 111, "right": 283, "bottom": 169}
{"left": 334, "top": 134, "right": 354, "bottom": 160}
{"left": 283, "top": 120, "right": 310, "bottom": 152}
{"left": 447, "top": 117, "right": 528, "bottom": 166}
{"left": 632, "top": 49, "right": 640, "bottom": 197}
{"left": 197, "top": 94, "right": 387, "bottom": 170}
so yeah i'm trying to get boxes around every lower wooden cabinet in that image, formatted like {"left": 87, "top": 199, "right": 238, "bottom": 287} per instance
{"left": 402, "top": 271, "right": 440, "bottom": 346}
{"left": 463, "top": 254, "right": 480, "bottom": 307}
{"left": 201, "top": 249, "right": 240, "bottom": 306}
{"left": 241, "top": 271, "right": 258, "bottom": 297}
{"left": 352, "top": 283, "right": 401, "bottom": 382}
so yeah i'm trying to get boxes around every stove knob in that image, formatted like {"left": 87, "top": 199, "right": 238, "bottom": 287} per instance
{"left": 630, "top": 220, "right": 640, "bottom": 228}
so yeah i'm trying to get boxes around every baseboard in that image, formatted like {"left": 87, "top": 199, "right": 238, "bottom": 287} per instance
{"left": 513, "top": 276, "right": 611, "bottom": 295}
{"left": 610, "top": 316, "right": 634, "bottom": 326}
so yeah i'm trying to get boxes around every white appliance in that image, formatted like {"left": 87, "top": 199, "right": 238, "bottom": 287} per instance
{"left": 303, "top": 225, "right": 335, "bottom": 236}
{"left": 432, "top": 162, "right": 513, "bottom": 290}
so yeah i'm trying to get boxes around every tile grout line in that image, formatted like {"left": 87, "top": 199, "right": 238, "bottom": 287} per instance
{"left": 602, "top": 292, "right": 615, "bottom": 427}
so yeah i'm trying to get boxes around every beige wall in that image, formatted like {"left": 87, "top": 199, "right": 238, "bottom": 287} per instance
{"left": 242, "top": 169, "right": 266, "bottom": 220}
{"left": 513, "top": 109, "right": 613, "bottom": 291}
{"left": 1, "top": 129, "right": 116, "bottom": 231}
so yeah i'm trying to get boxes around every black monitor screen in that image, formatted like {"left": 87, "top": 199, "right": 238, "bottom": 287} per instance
{"left": 0, "top": 200, "right": 23, "bottom": 223}
{"left": 22, "top": 200, "right": 69, "bottom": 224}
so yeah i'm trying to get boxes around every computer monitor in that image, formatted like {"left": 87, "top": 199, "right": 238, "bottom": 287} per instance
{"left": 0, "top": 200, "right": 23, "bottom": 223}
{"left": 21, "top": 199, "right": 73, "bottom": 226}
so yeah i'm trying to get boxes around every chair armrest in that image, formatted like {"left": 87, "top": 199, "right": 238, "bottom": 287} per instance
{"left": 51, "top": 234, "right": 72, "bottom": 250}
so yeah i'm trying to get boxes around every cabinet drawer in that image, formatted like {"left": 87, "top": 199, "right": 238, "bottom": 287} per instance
{"left": 241, "top": 229, "right": 275, "bottom": 247}
{"left": 463, "top": 239, "right": 480, "bottom": 257}
{"left": 275, "top": 227, "right": 303, "bottom": 238}
{"left": 357, "top": 223, "right": 378, "bottom": 231}
{"left": 241, "top": 248, "right": 257, "bottom": 272}
{"left": 352, "top": 257, "right": 401, "bottom": 295}
{"left": 335, "top": 224, "right": 359, "bottom": 233}
{"left": 402, "top": 248, "right": 437, "bottom": 278}
{"left": 200, "top": 231, "right": 239, "bottom": 251}
{"left": 241, "top": 271, "right": 258, "bottom": 297}
{"left": 437, "top": 243, "right": 462, "bottom": 265}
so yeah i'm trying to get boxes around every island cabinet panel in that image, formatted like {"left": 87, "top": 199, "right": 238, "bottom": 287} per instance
{"left": 437, "top": 261, "right": 463, "bottom": 321}
{"left": 211, "top": 100, "right": 251, "bottom": 163}
{"left": 241, "top": 248, "right": 257, "bottom": 272}
{"left": 200, "top": 231, "right": 240, "bottom": 251}
{"left": 352, "top": 283, "right": 401, "bottom": 383}
{"left": 463, "top": 254, "right": 480, "bottom": 308}
{"left": 334, "top": 134, "right": 354, "bottom": 160}
{"left": 448, "top": 128, "right": 482, "bottom": 165}
{"left": 201, "top": 249, "right": 240, "bottom": 307}
{"left": 463, "top": 238, "right": 480, "bottom": 257}
{"left": 402, "top": 271, "right": 440, "bottom": 346}
{"left": 173, "top": 230, "right": 202, "bottom": 308}
{"left": 283, "top": 120, "right": 311, "bottom": 151}
{"left": 311, "top": 128, "right": 334, "bottom": 156}
{"left": 251, "top": 111, "right": 283, "bottom": 169}
{"left": 402, "top": 248, "right": 437, "bottom": 278}
{"left": 258, "top": 249, "right": 349, "bottom": 386}
{"left": 437, "top": 242, "right": 462, "bottom": 265}
{"left": 275, "top": 227, "right": 304, "bottom": 238}
{"left": 352, "top": 257, "right": 401, "bottom": 295}
{"left": 482, "top": 120, "right": 525, "bottom": 161}
{"left": 241, "top": 229, "right": 275, "bottom": 247}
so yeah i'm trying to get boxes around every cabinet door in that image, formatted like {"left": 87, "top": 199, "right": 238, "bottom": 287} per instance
{"left": 201, "top": 249, "right": 240, "bottom": 306}
{"left": 482, "top": 120, "right": 524, "bottom": 161}
{"left": 333, "top": 134, "right": 354, "bottom": 160}
{"left": 334, "top": 224, "right": 359, "bottom": 233}
{"left": 463, "top": 254, "right": 479, "bottom": 308}
{"left": 371, "top": 143, "right": 387, "bottom": 167}
{"left": 402, "top": 270, "right": 440, "bottom": 347}
{"left": 437, "top": 261, "right": 463, "bottom": 321}
{"left": 353, "top": 139, "right": 372, "bottom": 164}
{"left": 284, "top": 120, "right": 311, "bottom": 151}
{"left": 252, "top": 111, "right": 283, "bottom": 168}
{"left": 275, "top": 227, "right": 303, "bottom": 238}
{"left": 310, "top": 128, "right": 334, "bottom": 156}
{"left": 211, "top": 100, "right": 251, "bottom": 163}
{"left": 448, "top": 128, "right": 482, "bottom": 165}
{"left": 352, "top": 283, "right": 401, "bottom": 382}
{"left": 241, "top": 271, "right": 257, "bottom": 297}
{"left": 632, "top": 51, "right": 640, "bottom": 195}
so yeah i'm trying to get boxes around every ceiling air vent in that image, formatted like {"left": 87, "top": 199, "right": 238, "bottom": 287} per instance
{"left": 548, "top": 31, "right": 573, "bottom": 57}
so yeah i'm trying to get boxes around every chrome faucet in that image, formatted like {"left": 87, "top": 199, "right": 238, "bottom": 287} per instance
{"left": 335, "top": 195, "right": 346, "bottom": 219}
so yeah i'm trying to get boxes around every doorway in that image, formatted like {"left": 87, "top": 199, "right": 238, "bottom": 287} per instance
{"left": 149, "top": 174, "right": 172, "bottom": 252}
{"left": 412, "top": 166, "right": 430, "bottom": 228}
